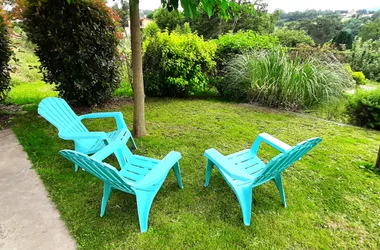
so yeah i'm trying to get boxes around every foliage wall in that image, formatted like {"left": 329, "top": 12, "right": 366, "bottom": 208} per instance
{"left": 0, "top": 7, "right": 12, "bottom": 102}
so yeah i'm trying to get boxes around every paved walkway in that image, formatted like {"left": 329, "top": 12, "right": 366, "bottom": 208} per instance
{"left": 0, "top": 129, "right": 76, "bottom": 250}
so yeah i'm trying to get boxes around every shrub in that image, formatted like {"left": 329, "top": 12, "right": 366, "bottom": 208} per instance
{"left": 0, "top": 7, "right": 12, "bottom": 102}
{"left": 347, "top": 38, "right": 380, "bottom": 82}
{"left": 21, "top": 0, "right": 122, "bottom": 106}
{"left": 222, "top": 49, "right": 354, "bottom": 109}
{"left": 143, "top": 21, "right": 160, "bottom": 40}
{"left": 289, "top": 44, "right": 345, "bottom": 63}
{"left": 215, "top": 31, "right": 279, "bottom": 58}
{"left": 213, "top": 31, "right": 279, "bottom": 95}
{"left": 273, "top": 29, "right": 315, "bottom": 47}
{"left": 347, "top": 88, "right": 380, "bottom": 130}
{"left": 346, "top": 64, "right": 366, "bottom": 85}
{"left": 143, "top": 31, "right": 216, "bottom": 97}
{"left": 352, "top": 72, "right": 366, "bottom": 85}
{"left": 174, "top": 22, "right": 192, "bottom": 35}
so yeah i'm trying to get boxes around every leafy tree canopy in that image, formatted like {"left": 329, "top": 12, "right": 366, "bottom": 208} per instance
{"left": 279, "top": 9, "right": 347, "bottom": 22}
{"left": 152, "top": 8, "right": 185, "bottom": 31}
{"left": 190, "top": 0, "right": 277, "bottom": 39}
{"left": 359, "top": 18, "right": 380, "bottom": 41}
{"left": 286, "top": 16, "right": 342, "bottom": 44}
{"left": 160, "top": 0, "right": 255, "bottom": 19}
{"left": 112, "top": 0, "right": 129, "bottom": 28}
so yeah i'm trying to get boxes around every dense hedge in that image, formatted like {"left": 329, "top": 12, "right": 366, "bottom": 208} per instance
{"left": 347, "top": 88, "right": 380, "bottom": 130}
{"left": 143, "top": 31, "right": 216, "bottom": 97}
{"left": 21, "top": 0, "right": 122, "bottom": 106}
{"left": 0, "top": 8, "right": 12, "bottom": 102}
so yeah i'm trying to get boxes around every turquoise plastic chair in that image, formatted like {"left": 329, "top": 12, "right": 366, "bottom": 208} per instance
{"left": 38, "top": 97, "right": 136, "bottom": 171}
{"left": 59, "top": 133, "right": 183, "bottom": 233}
{"left": 204, "top": 133, "right": 321, "bottom": 225}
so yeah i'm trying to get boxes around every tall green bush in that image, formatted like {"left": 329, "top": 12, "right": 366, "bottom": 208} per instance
{"left": 143, "top": 21, "right": 160, "bottom": 40}
{"left": 0, "top": 8, "right": 12, "bottom": 102}
{"left": 332, "top": 29, "right": 354, "bottom": 49}
{"left": 273, "top": 29, "right": 315, "bottom": 47}
{"left": 348, "top": 38, "right": 380, "bottom": 82}
{"left": 21, "top": 0, "right": 122, "bottom": 106}
{"left": 347, "top": 88, "right": 380, "bottom": 130}
{"left": 222, "top": 49, "right": 354, "bottom": 109}
{"left": 143, "top": 31, "right": 216, "bottom": 97}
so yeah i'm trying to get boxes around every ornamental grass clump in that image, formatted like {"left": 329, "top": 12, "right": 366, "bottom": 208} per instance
{"left": 224, "top": 49, "right": 354, "bottom": 110}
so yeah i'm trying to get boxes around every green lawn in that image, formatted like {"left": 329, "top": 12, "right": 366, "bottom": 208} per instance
{"left": 6, "top": 81, "right": 58, "bottom": 105}
{"left": 12, "top": 99, "right": 380, "bottom": 249}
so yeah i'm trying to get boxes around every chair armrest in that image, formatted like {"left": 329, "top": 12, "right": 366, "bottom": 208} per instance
{"left": 79, "top": 112, "right": 127, "bottom": 130}
{"left": 134, "top": 151, "right": 182, "bottom": 189}
{"left": 204, "top": 148, "right": 255, "bottom": 182}
{"left": 58, "top": 131, "right": 110, "bottom": 142}
{"left": 251, "top": 133, "right": 292, "bottom": 154}
{"left": 91, "top": 129, "right": 131, "bottom": 161}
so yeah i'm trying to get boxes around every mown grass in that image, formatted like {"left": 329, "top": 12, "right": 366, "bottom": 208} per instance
{"left": 12, "top": 99, "right": 380, "bottom": 249}
{"left": 5, "top": 81, "right": 58, "bottom": 105}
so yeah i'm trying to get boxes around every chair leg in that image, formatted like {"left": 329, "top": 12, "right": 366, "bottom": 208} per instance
{"left": 129, "top": 137, "right": 137, "bottom": 150}
{"left": 100, "top": 183, "right": 112, "bottom": 217}
{"left": 274, "top": 174, "right": 287, "bottom": 208}
{"left": 75, "top": 164, "right": 80, "bottom": 172}
{"left": 136, "top": 191, "right": 157, "bottom": 233}
{"left": 204, "top": 159, "right": 214, "bottom": 187}
{"left": 232, "top": 185, "right": 253, "bottom": 226}
{"left": 172, "top": 162, "right": 183, "bottom": 189}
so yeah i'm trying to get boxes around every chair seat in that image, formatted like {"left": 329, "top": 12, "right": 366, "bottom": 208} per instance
{"left": 119, "top": 155, "right": 160, "bottom": 184}
{"left": 223, "top": 149, "right": 266, "bottom": 184}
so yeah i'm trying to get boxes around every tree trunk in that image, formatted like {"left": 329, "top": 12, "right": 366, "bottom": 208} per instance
{"left": 129, "top": 0, "right": 146, "bottom": 137}
{"left": 375, "top": 145, "right": 380, "bottom": 171}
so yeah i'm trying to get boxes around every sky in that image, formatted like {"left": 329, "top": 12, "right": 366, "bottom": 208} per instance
{"left": 107, "top": 0, "right": 379, "bottom": 12}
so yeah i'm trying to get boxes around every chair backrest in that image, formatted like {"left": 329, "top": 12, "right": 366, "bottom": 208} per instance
{"left": 60, "top": 150, "right": 135, "bottom": 194}
{"left": 38, "top": 97, "right": 88, "bottom": 134}
{"left": 253, "top": 137, "right": 322, "bottom": 185}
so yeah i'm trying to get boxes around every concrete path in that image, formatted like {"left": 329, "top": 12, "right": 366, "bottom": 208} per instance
{"left": 0, "top": 129, "right": 76, "bottom": 250}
